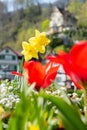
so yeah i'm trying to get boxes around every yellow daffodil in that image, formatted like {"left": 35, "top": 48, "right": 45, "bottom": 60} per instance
{"left": 29, "top": 124, "right": 40, "bottom": 130}
{"left": 35, "top": 30, "right": 50, "bottom": 46}
{"left": 29, "top": 30, "right": 50, "bottom": 53}
{"left": 35, "top": 44, "right": 45, "bottom": 54}
{"left": 22, "top": 30, "right": 50, "bottom": 60}
{"left": 22, "top": 41, "right": 38, "bottom": 61}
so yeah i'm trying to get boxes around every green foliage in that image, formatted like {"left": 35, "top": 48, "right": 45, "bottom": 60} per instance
{"left": 67, "top": 0, "right": 87, "bottom": 28}
{"left": 0, "top": 79, "right": 87, "bottom": 130}
{"left": 7, "top": 84, "right": 58, "bottom": 130}
{"left": 0, "top": 0, "right": 48, "bottom": 50}
{"left": 49, "top": 33, "right": 64, "bottom": 51}
{"left": 40, "top": 93, "right": 87, "bottom": 130}
{"left": 67, "top": 0, "right": 82, "bottom": 16}
{"left": 54, "top": 45, "right": 64, "bottom": 53}
{"left": 64, "top": 27, "right": 87, "bottom": 42}
{"left": 41, "top": 19, "right": 49, "bottom": 31}
{"left": 77, "top": 0, "right": 87, "bottom": 27}
{"left": 66, "top": 0, "right": 87, "bottom": 41}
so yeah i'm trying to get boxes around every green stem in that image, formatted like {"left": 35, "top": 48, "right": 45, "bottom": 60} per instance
{"left": 83, "top": 87, "right": 87, "bottom": 124}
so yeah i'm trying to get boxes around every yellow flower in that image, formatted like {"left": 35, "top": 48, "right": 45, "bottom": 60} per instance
{"left": 22, "top": 30, "right": 50, "bottom": 60}
{"left": 21, "top": 41, "right": 38, "bottom": 61}
{"left": 29, "top": 30, "right": 50, "bottom": 53}
{"left": 44, "top": 112, "right": 48, "bottom": 126}
{"left": 0, "top": 106, "right": 4, "bottom": 115}
{"left": 29, "top": 124, "right": 40, "bottom": 130}
{"left": 35, "top": 30, "right": 50, "bottom": 46}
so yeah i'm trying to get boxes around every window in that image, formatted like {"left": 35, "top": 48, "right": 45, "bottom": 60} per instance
{"left": 14, "top": 65, "right": 17, "bottom": 70}
{"left": 4, "top": 55, "right": 16, "bottom": 60}
{"left": 9, "top": 65, "right": 17, "bottom": 71}
{"left": 0, "top": 55, "right": 5, "bottom": 60}
{"left": 12, "top": 55, "right": 16, "bottom": 60}
{"left": 5, "top": 55, "right": 12, "bottom": 60}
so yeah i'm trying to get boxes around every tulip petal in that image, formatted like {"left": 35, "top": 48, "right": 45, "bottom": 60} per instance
{"left": 70, "top": 41, "right": 87, "bottom": 68}
{"left": 11, "top": 71, "right": 23, "bottom": 77}
{"left": 43, "top": 64, "right": 59, "bottom": 88}
{"left": 24, "top": 61, "right": 45, "bottom": 90}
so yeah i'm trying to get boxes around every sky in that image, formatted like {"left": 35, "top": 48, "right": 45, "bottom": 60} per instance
{"left": 0, "top": 0, "right": 57, "bottom": 11}
{"left": 40, "top": 0, "right": 56, "bottom": 3}
{"left": 1, "top": 0, "right": 57, "bottom": 3}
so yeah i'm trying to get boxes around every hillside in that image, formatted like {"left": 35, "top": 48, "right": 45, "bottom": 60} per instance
{"left": 0, "top": 1, "right": 53, "bottom": 51}
{"left": 0, "top": 0, "right": 86, "bottom": 52}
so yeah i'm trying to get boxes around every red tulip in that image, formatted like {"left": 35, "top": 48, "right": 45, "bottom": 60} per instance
{"left": 46, "top": 41, "right": 87, "bottom": 89}
{"left": 24, "top": 60, "right": 59, "bottom": 90}
{"left": 11, "top": 71, "right": 23, "bottom": 77}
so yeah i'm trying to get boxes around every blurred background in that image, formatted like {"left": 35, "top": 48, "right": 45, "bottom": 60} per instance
{"left": 0, "top": 0, "right": 87, "bottom": 82}
{"left": 0, "top": 0, "right": 86, "bottom": 50}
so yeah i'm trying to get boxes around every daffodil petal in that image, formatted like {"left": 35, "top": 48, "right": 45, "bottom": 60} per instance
{"left": 35, "top": 29, "right": 40, "bottom": 37}
{"left": 28, "top": 37, "right": 36, "bottom": 44}
{"left": 22, "top": 41, "right": 29, "bottom": 50}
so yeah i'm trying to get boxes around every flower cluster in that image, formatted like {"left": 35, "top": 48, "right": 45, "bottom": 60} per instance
{"left": 20, "top": 30, "right": 59, "bottom": 90}
{"left": 22, "top": 30, "right": 50, "bottom": 61}
{"left": 4, "top": 30, "right": 87, "bottom": 130}
{"left": 0, "top": 80, "right": 20, "bottom": 109}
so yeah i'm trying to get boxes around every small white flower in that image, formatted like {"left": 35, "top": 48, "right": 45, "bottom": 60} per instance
{"left": 60, "top": 87, "right": 66, "bottom": 91}
{"left": 52, "top": 90, "right": 61, "bottom": 95}
{"left": 5, "top": 103, "right": 11, "bottom": 108}
{"left": 0, "top": 83, "right": 6, "bottom": 88}
{"left": 15, "top": 98, "right": 20, "bottom": 103}
{"left": 0, "top": 98, "right": 8, "bottom": 105}
{"left": 8, "top": 86, "right": 13, "bottom": 91}
{"left": 0, "top": 87, "right": 7, "bottom": 93}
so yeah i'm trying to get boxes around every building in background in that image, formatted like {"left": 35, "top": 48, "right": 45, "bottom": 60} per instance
{"left": 47, "top": 6, "right": 77, "bottom": 35}
{"left": 0, "top": 46, "right": 23, "bottom": 80}
{"left": 49, "top": 6, "right": 64, "bottom": 34}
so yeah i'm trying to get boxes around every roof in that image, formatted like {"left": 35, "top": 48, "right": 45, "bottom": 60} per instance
{"left": 0, "top": 46, "right": 23, "bottom": 57}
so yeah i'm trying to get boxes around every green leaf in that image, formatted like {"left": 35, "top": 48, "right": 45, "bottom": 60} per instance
{"left": 0, "top": 121, "right": 3, "bottom": 130}
{"left": 40, "top": 93, "right": 87, "bottom": 130}
{"left": 7, "top": 92, "right": 30, "bottom": 130}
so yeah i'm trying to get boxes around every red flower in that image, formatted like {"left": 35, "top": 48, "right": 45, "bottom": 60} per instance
{"left": 11, "top": 71, "right": 23, "bottom": 77}
{"left": 23, "top": 60, "right": 59, "bottom": 90}
{"left": 46, "top": 41, "right": 87, "bottom": 89}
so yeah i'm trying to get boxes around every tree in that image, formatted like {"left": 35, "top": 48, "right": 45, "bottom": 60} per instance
{"left": 67, "top": 0, "right": 87, "bottom": 27}
{"left": 66, "top": 0, "right": 87, "bottom": 40}
{"left": 0, "top": 1, "right": 7, "bottom": 26}
{"left": 67, "top": 0, "right": 82, "bottom": 16}
{"left": 77, "top": 0, "right": 87, "bottom": 27}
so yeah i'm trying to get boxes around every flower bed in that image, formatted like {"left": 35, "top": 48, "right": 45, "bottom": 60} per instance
{"left": 0, "top": 30, "right": 87, "bottom": 130}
